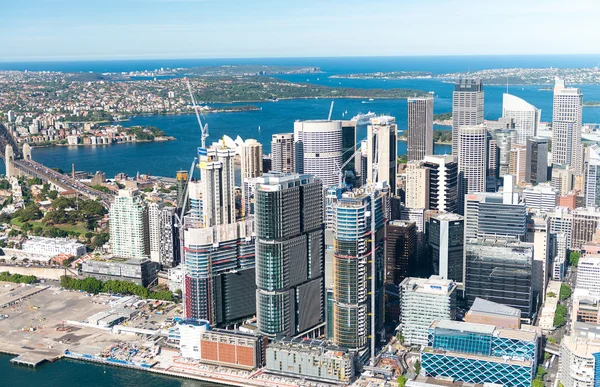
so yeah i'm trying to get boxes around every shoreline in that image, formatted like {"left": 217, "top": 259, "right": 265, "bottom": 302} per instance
{"left": 28, "top": 137, "right": 176, "bottom": 149}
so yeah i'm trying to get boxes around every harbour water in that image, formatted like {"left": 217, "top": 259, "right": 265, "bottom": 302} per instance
{"left": 3, "top": 55, "right": 600, "bottom": 382}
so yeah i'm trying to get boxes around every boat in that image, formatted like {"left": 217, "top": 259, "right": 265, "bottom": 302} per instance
{"left": 368, "top": 98, "right": 374, "bottom": 101}
{"left": 351, "top": 111, "right": 377, "bottom": 125}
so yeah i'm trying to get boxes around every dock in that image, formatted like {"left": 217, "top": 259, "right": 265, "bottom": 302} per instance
{"left": 10, "top": 350, "right": 63, "bottom": 367}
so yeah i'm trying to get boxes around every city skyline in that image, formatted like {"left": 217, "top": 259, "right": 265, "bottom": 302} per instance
{"left": 2, "top": 0, "right": 600, "bottom": 61}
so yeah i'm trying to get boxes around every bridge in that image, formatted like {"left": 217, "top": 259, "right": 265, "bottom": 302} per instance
{"left": 0, "top": 123, "right": 113, "bottom": 208}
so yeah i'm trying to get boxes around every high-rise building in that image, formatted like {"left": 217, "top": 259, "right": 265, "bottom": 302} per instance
{"left": 400, "top": 207, "right": 426, "bottom": 262}
{"left": 428, "top": 213, "right": 464, "bottom": 283}
{"left": 405, "top": 161, "right": 429, "bottom": 209}
{"left": 367, "top": 116, "right": 397, "bottom": 192}
{"left": 294, "top": 120, "right": 343, "bottom": 187}
{"left": 560, "top": 335, "right": 600, "bottom": 387}
{"left": 198, "top": 146, "right": 236, "bottom": 228}
{"left": 109, "top": 189, "right": 149, "bottom": 259}
{"left": 176, "top": 170, "right": 189, "bottom": 212}
{"left": 487, "top": 138, "right": 498, "bottom": 182}
{"left": 255, "top": 173, "right": 325, "bottom": 338}
{"left": 239, "top": 139, "right": 263, "bottom": 218}
{"left": 585, "top": 144, "right": 600, "bottom": 208}
{"left": 552, "top": 164, "right": 574, "bottom": 196}
{"left": 422, "top": 320, "right": 539, "bottom": 387}
{"left": 148, "top": 203, "right": 179, "bottom": 267}
{"left": 502, "top": 93, "right": 541, "bottom": 145}
{"left": 271, "top": 133, "right": 294, "bottom": 173}
{"left": 508, "top": 143, "right": 527, "bottom": 185}
{"left": 526, "top": 214, "right": 551, "bottom": 300}
{"left": 494, "top": 129, "right": 517, "bottom": 177}
{"left": 465, "top": 238, "right": 534, "bottom": 319}
{"left": 458, "top": 125, "right": 488, "bottom": 214}
{"left": 331, "top": 188, "right": 386, "bottom": 355}
{"left": 522, "top": 183, "right": 557, "bottom": 213}
{"left": 341, "top": 120, "right": 357, "bottom": 181}
{"left": 386, "top": 220, "right": 417, "bottom": 285}
{"left": 525, "top": 137, "right": 548, "bottom": 184}
{"left": 452, "top": 78, "right": 484, "bottom": 156}
{"left": 549, "top": 207, "right": 573, "bottom": 250}
{"left": 572, "top": 208, "right": 600, "bottom": 251}
{"left": 552, "top": 78, "right": 583, "bottom": 174}
{"left": 399, "top": 276, "right": 457, "bottom": 346}
{"left": 183, "top": 220, "right": 256, "bottom": 326}
{"left": 407, "top": 97, "right": 433, "bottom": 161}
{"left": 576, "top": 255, "right": 600, "bottom": 296}
{"left": 148, "top": 202, "right": 163, "bottom": 263}
{"left": 423, "top": 154, "right": 458, "bottom": 213}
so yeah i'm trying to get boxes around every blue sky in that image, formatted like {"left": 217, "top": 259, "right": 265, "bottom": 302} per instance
{"left": 1, "top": 0, "right": 599, "bottom": 61}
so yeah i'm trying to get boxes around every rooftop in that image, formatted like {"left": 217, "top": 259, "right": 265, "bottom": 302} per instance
{"left": 431, "top": 320, "right": 495, "bottom": 336}
{"left": 469, "top": 298, "right": 521, "bottom": 318}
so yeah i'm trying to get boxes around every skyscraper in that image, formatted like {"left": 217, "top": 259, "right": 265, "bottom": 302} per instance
{"left": 239, "top": 139, "right": 263, "bottom": 218}
{"left": 109, "top": 189, "right": 150, "bottom": 259}
{"left": 331, "top": 188, "right": 386, "bottom": 356}
{"left": 423, "top": 154, "right": 458, "bottom": 213}
{"left": 525, "top": 137, "right": 549, "bottom": 184}
{"left": 585, "top": 144, "right": 600, "bottom": 208}
{"left": 452, "top": 78, "right": 484, "bottom": 156}
{"left": 458, "top": 125, "right": 488, "bottom": 214}
{"left": 386, "top": 220, "right": 417, "bottom": 285}
{"left": 494, "top": 129, "right": 517, "bottom": 177}
{"left": 341, "top": 120, "right": 357, "bottom": 182}
{"left": 198, "top": 146, "right": 236, "bottom": 227}
{"left": 367, "top": 116, "right": 397, "bottom": 192}
{"left": 271, "top": 133, "right": 294, "bottom": 173}
{"left": 407, "top": 97, "right": 433, "bottom": 161}
{"left": 294, "top": 120, "right": 343, "bottom": 187}
{"left": 508, "top": 143, "right": 527, "bottom": 185}
{"left": 255, "top": 173, "right": 325, "bottom": 338}
{"left": 405, "top": 161, "right": 429, "bottom": 209}
{"left": 552, "top": 78, "right": 583, "bottom": 174}
{"left": 428, "top": 213, "right": 464, "bottom": 282}
{"left": 149, "top": 203, "right": 178, "bottom": 266}
{"left": 502, "top": 93, "right": 540, "bottom": 144}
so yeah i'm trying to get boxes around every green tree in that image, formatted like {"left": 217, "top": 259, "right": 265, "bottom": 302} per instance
{"left": 396, "top": 375, "right": 407, "bottom": 387}
{"left": 47, "top": 190, "right": 58, "bottom": 200}
{"left": 547, "top": 292, "right": 557, "bottom": 298}
{"left": 554, "top": 304, "right": 568, "bottom": 327}
{"left": 560, "top": 284, "right": 572, "bottom": 301}
{"left": 414, "top": 360, "right": 421, "bottom": 375}
{"left": 570, "top": 251, "right": 580, "bottom": 267}
{"left": 535, "top": 365, "right": 547, "bottom": 380}
{"left": 532, "top": 380, "right": 544, "bottom": 387}
{"left": 398, "top": 155, "right": 408, "bottom": 164}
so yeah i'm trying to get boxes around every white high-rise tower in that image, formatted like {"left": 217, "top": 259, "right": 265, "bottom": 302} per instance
{"left": 502, "top": 93, "right": 540, "bottom": 145}
{"left": 551, "top": 78, "right": 583, "bottom": 174}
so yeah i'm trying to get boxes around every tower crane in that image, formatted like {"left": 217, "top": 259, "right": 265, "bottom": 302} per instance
{"left": 185, "top": 78, "right": 209, "bottom": 149}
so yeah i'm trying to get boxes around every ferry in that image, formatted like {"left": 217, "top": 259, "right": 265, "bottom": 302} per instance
{"left": 351, "top": 111, "right": 377, "bottom": 125}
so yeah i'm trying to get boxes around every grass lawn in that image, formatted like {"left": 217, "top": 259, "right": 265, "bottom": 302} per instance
{"left": 11, "top": 218, "right": 89, "bottom": 235}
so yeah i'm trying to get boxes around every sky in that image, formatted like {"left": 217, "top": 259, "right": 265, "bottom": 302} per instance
{"left": 1, "top": 0, "right": 600, "bottom": 61}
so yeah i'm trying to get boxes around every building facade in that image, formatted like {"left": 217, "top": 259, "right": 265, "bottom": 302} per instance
{"left": 428, "top": 213, "right": 464, "bottom": 283}
{"left": 271, "top": 133, "right": 294, "bottom": 173}
{"left": 423, "top": 154, "right": 458, "bottom": 213}
{"left": 386, "top": 220, "right": 417, "bottom": 285}
{"left": 294, "top": 120, "right": 343, "bottom": 187}
{"left": 367, "top": 116, "right": 397, "bottom": 192}
{"left": 109, "top": 189, "right": 150, "bottom": 259}
{"left": 502, "top": 93, "right": 540, "bottom": 145}
{"left": 458, "top": 125, "right": 488, "bottom": 214}
{"left": 407, "top": 97, "right": 434, "bottom": 161}
{"left": 552, "top": 78, "right": 583, "bottom": 174}
{"left": 452, "top": 78, "right": 484, "bottom": 157}
{"left": 405, "top": 161, "right": 429, "bottom": 209}
{"left": 526, "top": 137, "right": 549, "bottom": 184}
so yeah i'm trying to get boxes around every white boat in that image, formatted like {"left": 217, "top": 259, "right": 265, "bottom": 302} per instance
{"left": 351, "top": 111, "right": 377, "bottom": 125}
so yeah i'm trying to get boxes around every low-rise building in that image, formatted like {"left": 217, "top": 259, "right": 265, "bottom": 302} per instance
{"left": 82, "top": 257, "right": 160, "bottom": 286}
{"left": 559, "top": 335, "right": 600, "bottom": 387}
{"left": 265, "top": 338, "right": 354, "bottom": 384}
{"left": 464, "top": 297, "right": 521, "bottom": 329}
{"left": 22, "top": 236, "right": 86, "bottom": 257}
{"left": 178, "top": 319, "right": 210, "bottom": 360}
{"left": 199, "top": 328, "right": 267, "bottom": 370}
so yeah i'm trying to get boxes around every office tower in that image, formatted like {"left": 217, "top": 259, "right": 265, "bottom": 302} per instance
{"left": 458, "top": 125, "right": 488, "bottom": 214}
{"left": 331, "top": 188, "right": 386, "bottom": 355}
{"left": 525, "top": 137, "right": 548, "bottom": 184}
{"left": 586, "top": 144, "right": 600, "bottom": 208}
{"left": 341, "top": 120, "right": 357, "bottom": 182}
{"left": 399, "top": 276, "right": 457, "bottom": 346}
{"left": 560, "top": 335, "right": 600, "bottom": 387}
{"left": 549, "top": 207, "right": 573, "bottom": 250}
{"left": 294, "top": 120, "right": 343, "bottom": 187}
{"left": 367, "top": 116, "right": 397, "bottom": 192}
{"left": 463, "top": 177, "right": 526, "bottom": 241}
{"left": 572, "top": 208, "right": 600, "bottom": 251}
{"left": 552, "top": 78, "right": 584, "bottom": 173}
{"left": 109, "top": 189, "right": 149, "bottom": 259}
{"left": 357, "top": 140, "right": 369, "bottom": 187}
{"left": 183, "top": 220, "right": 256, "bottom": 325}
{"left": 487, "top": 138, "right": 498, "bottom": 180}
{"left": 149, "top": 203, "right": 179, "bottom": 267}
{"left": 407, "top": 97, "right": 433, "bottom": 161}
{"left": 239, "top": 139, "right": 263, "bottom": 218}
{"left": 464, "top": 298, "right": 521, "bottom": 329}
{"left": 405, "top": 161, "right": 429, "bottom": 209}
{"left": 198, "top": 146, "right": 236, "bottom": 227}
{"left": 187, "top": 180, "right": 202, "bottom": 225}
{"left": 552, "top": 164, "right": 574, "bottom": 196}
{"left": 422, "top": 320, "right": 539, "bottom": 387}
{"left": 526, "top": 215, "right": 551, "bottom": 300}
{"left": 400, "top": 207, "right": 426, "bottom": 262}
{"left": 271, "top": 133, "right": 294, "bottom": 173}
{"left": 428, "top": 213, "right": 464, "bottom": 282}
{"left": 386, "top": 220, "right": 417, "bottom": 285}
{"left": 502, "top": 93, "right": 541, "bottom": 144}
{"left": 255, "top": 174, "right": 325, "bottom": 338}
{"left": 576, "top": 255, "right": 600, "bottom": 296}
{"left": 508, "top": 143, "right": 527, "bottom": 185}
{"left": 176, "top": 170, "right": 189, "bottom": 212}
{"left": 465, "top": 239, "right": 534, "bottom": 319}
{"left": 522, "top": 183, "right": 557, "bottom": 213}
{"left": 452, "top": 78, "right": 484, "bottom": 156}
{"left": 494, "top": 129, "right": 517, "bottom": 177}
{"left": 423, "top": 154, "right": 458, "bottom": 213}
{"left": 552, "top": 232, "right": 568, "bottom": 281}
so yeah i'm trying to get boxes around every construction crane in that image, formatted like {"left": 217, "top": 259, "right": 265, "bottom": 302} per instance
{"left": 335, "top": 150, "right": 359, "bottom": 188}
{"left": 185, "top": 78, "right": 209, "bottom": 149}
{"left": 328, "top": 100, "right": 334, "bottom": 121}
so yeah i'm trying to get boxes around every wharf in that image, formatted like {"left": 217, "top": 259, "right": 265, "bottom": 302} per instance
{"left": 10, "top": 349, "right": 63, "bottom": 367}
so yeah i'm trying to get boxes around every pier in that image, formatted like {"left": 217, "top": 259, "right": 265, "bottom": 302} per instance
{"left": 10, "top": 350, "right": 63, "bottom": 368}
